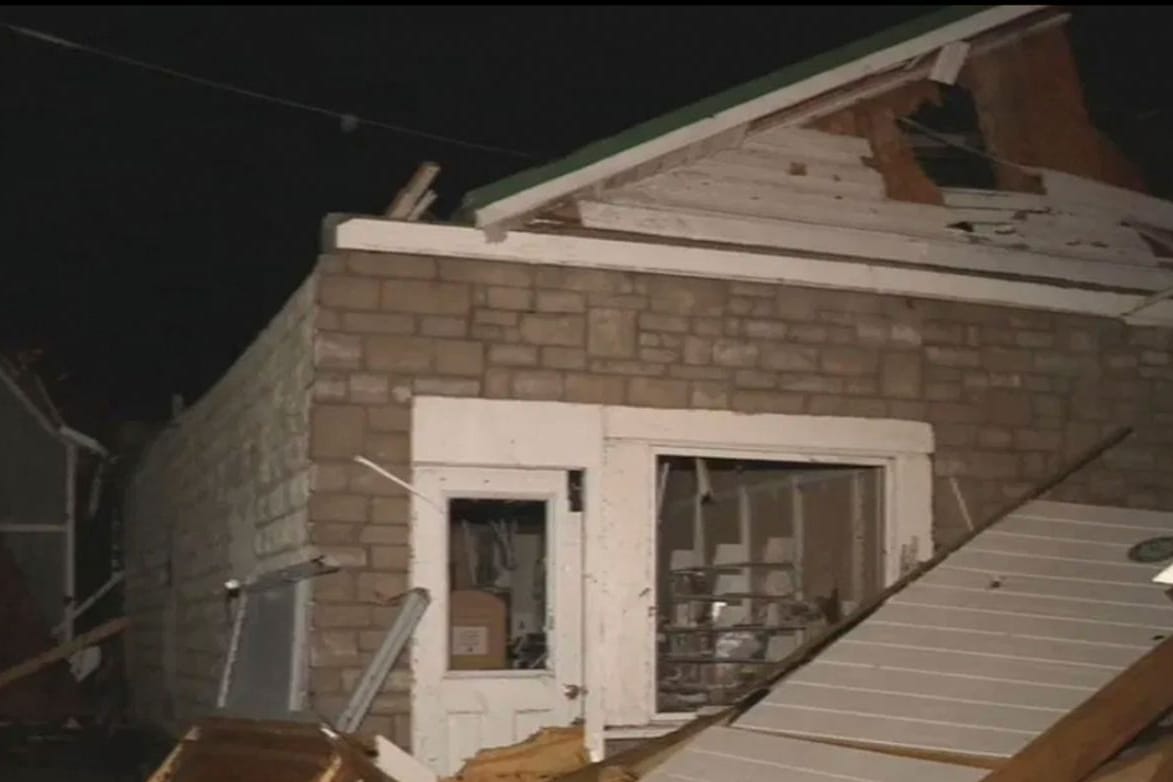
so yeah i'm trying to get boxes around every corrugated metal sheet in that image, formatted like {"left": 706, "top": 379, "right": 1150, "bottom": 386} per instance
{"left": 735, "top": 500, "right": 1173, "bottom": 760}
{"left": 644, "top": 501, "right": 1173, "bottom": 781}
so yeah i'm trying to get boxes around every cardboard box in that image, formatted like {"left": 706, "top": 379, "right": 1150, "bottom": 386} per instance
{"left": 449, "top": 589, "right": 508, "bottom": 670}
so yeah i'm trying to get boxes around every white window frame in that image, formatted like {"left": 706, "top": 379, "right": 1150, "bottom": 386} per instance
{"left": 412, "top": 396, "right": 934, "bottom": 759}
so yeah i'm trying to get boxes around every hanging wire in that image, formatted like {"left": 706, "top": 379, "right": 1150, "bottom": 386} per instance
{"left": 2, "top": 21, "right": 538, "bottom": 160}
{"left": 896, "top": 114, "right": 1035, "bottom": 173}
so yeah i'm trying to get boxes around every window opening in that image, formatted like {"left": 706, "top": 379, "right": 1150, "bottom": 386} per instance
{"left": 655, "top": 455, "right": 883, "bottom": 712}
{"left": 448, "top": 498, "right": 548, "bottom": 671}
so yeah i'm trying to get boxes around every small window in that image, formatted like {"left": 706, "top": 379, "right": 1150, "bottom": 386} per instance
{"left": 447, "top": 498, "right": 548, "bottom": 671}
{"left": 655, "top": 456, "right": 883, "bottom": 713}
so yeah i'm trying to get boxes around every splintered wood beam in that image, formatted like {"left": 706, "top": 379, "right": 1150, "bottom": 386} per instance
{"left": 981, "top": 634, "right": 1173, "bottom": 782}
{"left": 387, "top": 162, "right": 440, "bottom": 220}
{"left": 408, "top": 190, "right": 437, "bottom": 222}
{"left": 0, "top": 616, "right": 129, "bottom": 691}
{"left": 1086, "top": 736, "right": 1173, "bottom": 782}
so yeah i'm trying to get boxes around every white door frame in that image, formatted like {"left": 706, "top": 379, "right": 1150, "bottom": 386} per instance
{"left": 411, "top": 397, "right": 934, "bottom": 759}
{"left": 411, "top": 465, "right": 582, "bottom": 774}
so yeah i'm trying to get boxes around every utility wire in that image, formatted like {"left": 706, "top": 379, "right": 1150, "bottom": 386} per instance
{"left": 2, "top": 21, "right": 538, "bottom": 161}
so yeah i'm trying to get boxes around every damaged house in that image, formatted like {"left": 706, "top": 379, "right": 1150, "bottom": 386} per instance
{"left": 123, "top": 5, "right": 1173, "bottom": 778}
{"left": 0, "top": 356, "right": 111, "bottom": 723}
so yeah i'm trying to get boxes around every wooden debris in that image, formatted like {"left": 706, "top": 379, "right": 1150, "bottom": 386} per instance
{"left": 0, "top": 615, "right": 129, "bottom": 692}
{"left": 145, "top": 717, "right": 391, "bottom": 782}
{"left": 1087, "top": 735, "right": 1173, "bottom": 782}
{"left": 981, "top": 634, "right": 1173, "bottom": 782}
{"left": 445, "top": 726, "right": 590, "bottom": 782}
{"left": 387, "top": 162, "right": 441, "bottom": 220}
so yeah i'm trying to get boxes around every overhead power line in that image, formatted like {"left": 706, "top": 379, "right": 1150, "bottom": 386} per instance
{"left": 2, "top": 21, "right": 537, "bottom": 160}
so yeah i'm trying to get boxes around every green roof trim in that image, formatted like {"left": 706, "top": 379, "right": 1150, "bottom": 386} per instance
{"left": 459, "top": 5, "right": 995, "bottom": 220}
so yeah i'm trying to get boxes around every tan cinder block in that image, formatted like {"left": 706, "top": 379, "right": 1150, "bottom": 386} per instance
{"left": 536, "top": 290, "right": 585, "bottom": 313}
{"left": 381, "top": 279, "right": 471, "bottom": 315}
{"left": 627, "top": 377, "right": 689, "bottom": 408}
{"left": 357, "top": 572, "right": 408, "bottom": 603}
{"left": 309, "top": 493, "right": 368, "bottom": 523}
{"left": 542, "top": 347, "right": 587, "bottom": 370}
{"left": 520, "top": 314, "right": 585, "bottom": 346}
{"left": 487, "top": 286, "right": 534, "bottom": 311}
{"left": 319, "top": 275, "right": 380, "bottom": 310}
{"left": 489, "top": 344, "right": 538, "bottom": 367}
{"left": 315, "top": 332, "right": 363, "bottom": 369}
{"left": 439, "top": 258, "right": 533, "bottom": 287}
{"left": 512, "top": 370, "right": 564, "bottom": 400}
{"left": 365, "top": 335, "right": 434, "bottom": 372}
{"left": 435, "top": 340, "right": 485, "bottom": 375}
{"left": 347, "top": 251, "right": 437, "bottom": 279}
{"left": 564, "top": 373, "right": 625, "bottom": 404}
{"left": 311, "top": 405, "right": 365, "bottom": 459}
{"left": 882, "top": 352, "right": 922, "bottom": 399}
{"left": 588, "top": 309, "right": 638, "bottom": 358}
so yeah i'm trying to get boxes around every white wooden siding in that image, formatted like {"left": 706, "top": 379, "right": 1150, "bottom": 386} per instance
{"left": 733, "top": 500, "right": 1173, "bottom": 760}
{"left": 643, "top": 726, "right": 985, "bottom": 782}
{"left": 582, "top": 125, "right": 1173, "bottom": 288}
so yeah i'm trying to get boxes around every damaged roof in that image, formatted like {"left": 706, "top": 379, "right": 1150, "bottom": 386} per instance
{"left": 641, "top": 499, "right": 1173, "bottom": 781}
{"left": 459, "top": 5, "right": 1049, "bottom": 227}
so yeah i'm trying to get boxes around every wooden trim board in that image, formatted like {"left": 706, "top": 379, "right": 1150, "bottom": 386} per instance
{"left": 333, "top": 218, "right": 1173, "bottom": 326}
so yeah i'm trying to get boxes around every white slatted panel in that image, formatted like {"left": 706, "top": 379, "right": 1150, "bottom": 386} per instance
{"left": 734, "top": 500, "right": 1173, "bottom": 760}
{"left": 592, "top": 125, "right": 1163, "bottom": 272}
{"left": 642, "top": 726, "right": 986, "bottom": 782}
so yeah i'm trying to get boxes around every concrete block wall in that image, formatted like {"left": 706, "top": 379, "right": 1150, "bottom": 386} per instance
{"left": 305, "top": 248, "right": 1173, "bottom": 747}
{"left": 123, "top": 275, "right": 316, "bottom": 731}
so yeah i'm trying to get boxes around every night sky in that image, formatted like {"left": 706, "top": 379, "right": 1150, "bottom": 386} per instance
{"left": 3, "top": 6, "right": 1172, "bottom": 440}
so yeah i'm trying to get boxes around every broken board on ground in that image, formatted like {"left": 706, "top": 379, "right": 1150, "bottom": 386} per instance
{"left": 145, "top": 717, "right": 390, "bottom": 782}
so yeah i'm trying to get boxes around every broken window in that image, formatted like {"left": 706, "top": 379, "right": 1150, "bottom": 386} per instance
{"left": 655, "top": 456, "right": 883, "bottom": 713}
{"left": 901, "top": 84, "right": 998, "bottom": 190}
{"left": 447, "top": 498, "right": 548, "bottom": 671}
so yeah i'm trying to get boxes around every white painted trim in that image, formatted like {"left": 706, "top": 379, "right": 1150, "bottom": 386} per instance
{"left": 603, "top": 407, "right": 933, "bottom": 455}
{"left": 575, "top": 200, "right": 1173, "bottom": 291}
{"left": 374, "top": 735, "right": 439, "bottom": 782}
{"left": 411, "top": 397, "right": 934, "bottom": 736}
{"left": 470, "top": 6, "right": 1046, "bottom": 227}
{"left": 604, "top": 722, "right": 692, "bottom": 741}
{"left": 288, "top": 578, "right": 311, "bottom": 711}
{"left": 1042, "top": 169, "right": 1173, "bottom": 233}
{"left": 334, "top": 219, "right": 1173, "bottom": 326}
{"left": 411, "top": 397, "right": 606, "bottom": 762}
{"left": 0, "top": 364, "right": 60, "bottom": 439}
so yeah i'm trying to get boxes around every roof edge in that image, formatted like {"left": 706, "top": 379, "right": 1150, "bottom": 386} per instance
{"left": 460, "top": 5, "right": 1049, "bottom": 227}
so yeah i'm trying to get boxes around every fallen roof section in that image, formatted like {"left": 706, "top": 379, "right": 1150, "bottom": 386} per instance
{"left": 460, "top": 5, "right": 1048, "bottom": 227}
{"left": 736, "top": 500, "right": 1173, "bottom": 759}
{"left": 642, "top": 498, "right": 1173, "bottom": 782}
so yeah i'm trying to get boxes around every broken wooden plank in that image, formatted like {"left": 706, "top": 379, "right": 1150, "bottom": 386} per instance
{"left": 0, "top": 615, "right": 129, "bottom": 692}
{"left": 388, "top": 162, "right": 441, "bottom": 220}
{"left": 375, "top": 734, "right": 438, "bottom": 782}
{"left": 1086, "top": 736, "right": 1173, "bottom": 782}
{"left": 980, "top": 634, "right": 1173, "bottom": 782}
{"left": 450, "top": 726, "right": 590, "bottom": 782}
{"left": 929, "top": 40, "right": 970, "bottom": 85}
